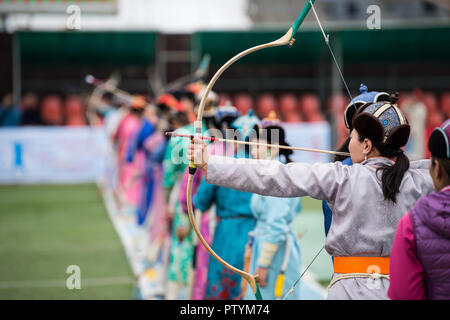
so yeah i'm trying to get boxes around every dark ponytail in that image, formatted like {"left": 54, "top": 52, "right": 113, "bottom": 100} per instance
{"left": 378, "top": 150, "right": 410, "bottom": 203}
{"left": 359, "top": 135, "right": 410, "bottom": 203}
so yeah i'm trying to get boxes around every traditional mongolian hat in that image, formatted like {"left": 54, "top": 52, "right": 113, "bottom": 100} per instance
{"left": 257, "top": 111, "right": 293, "bottom": 162}
{"left": 429, "top": 119, "right": 450, "bottom": 159}
{"left": 214, "top": 105, "right": 241, "bottom": 128}
{"left": 157, "top": 93, "right": 185, "bottom": 112}
{"left": 231, "top": 109, "right": 261, "bottom": 141}
{"left": 130, "top": 95, "right": 147, "bottom": 110}
{"left": 344, "top": 84, "right": 390, "bottom": 130}
{"left": 352, "top": 93, "right": 410, "bottom": 150}
{"left": 259, "top": 111, "right": 290, "bottom": 147}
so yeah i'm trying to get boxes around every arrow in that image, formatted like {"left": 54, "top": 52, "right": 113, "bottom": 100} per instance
{"left": 166, "top": 131, "right": 351, "bottom": 157}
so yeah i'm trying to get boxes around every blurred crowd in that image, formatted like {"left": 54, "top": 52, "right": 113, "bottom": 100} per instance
{"left": 1, "top": 88, "right": 448, "bottom": 158}
{"left": 0, "top": 92, "right": 88, "bottom": 127}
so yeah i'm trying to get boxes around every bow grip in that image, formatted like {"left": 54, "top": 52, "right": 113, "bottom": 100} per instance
{"left": 189, "top": 121, "right": 203, "bottom": 175}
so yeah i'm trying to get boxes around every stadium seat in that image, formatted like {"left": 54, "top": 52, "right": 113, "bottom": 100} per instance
{"left": 40, "top": 95, "right": 63, "bottom": 126}
{"left": 256, "top": 93, "right": 277, "bottom": 118}
{"left": 299, "top": 93, "right": 325, "bottom": 122}
{"left": 422, "top": 91, "right": 439, "bottom": 113}
{"left": 233, "top": 93, "right": 253, "bottom": 115}
{"left": 218, "top": 93, "right": 231, "bottom": 106}
{"left": 278, "top": 93, "right": 302, "bottom": 122}
{"left": 65, "top": 95, "right": 87, "bottom": 126}
{"left": 440, "top": 91, "right": 450, "bottom": 118}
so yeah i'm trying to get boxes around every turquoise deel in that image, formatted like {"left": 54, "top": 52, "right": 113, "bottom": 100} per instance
{"left": 243, "top": 194, "right": 302, "bottom": 300}
{"left": 193, "top": 153, "right": 255, "bottom": 300}
{"left": 163, "top": 121, "right": 210, "bottom": 287}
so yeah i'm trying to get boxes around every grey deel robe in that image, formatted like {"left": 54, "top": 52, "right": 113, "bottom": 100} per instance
{"left": 204, "top": 156, "right": 434, "bottom": 300}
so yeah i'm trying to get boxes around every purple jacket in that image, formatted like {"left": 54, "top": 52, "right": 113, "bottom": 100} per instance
{"left": 409, "top": 186, "right": 450, "bottom": 300}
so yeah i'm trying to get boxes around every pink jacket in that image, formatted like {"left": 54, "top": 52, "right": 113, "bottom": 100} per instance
{"left": 388, "top": 212, "right": 426, "bottom": 300}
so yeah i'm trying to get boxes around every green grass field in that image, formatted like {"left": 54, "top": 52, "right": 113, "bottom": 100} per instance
{"left": 293, "top": 197, "right": 333, "bottom": 284}
{"left": 0, "top": 184, "right": 134, "bottom": 300}
{"left": 0, "top": 183, "right": 331, "bottom": 299}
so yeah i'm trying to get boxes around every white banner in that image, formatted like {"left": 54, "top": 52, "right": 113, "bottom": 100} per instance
{"left": 0, "top": 127, "right": 109, "bottom": 184}
{"left": 0, "top": 123, "right": 332, "bottom": 184}
{"left": 283, "top": 121, "right": 332, "bottom": 164}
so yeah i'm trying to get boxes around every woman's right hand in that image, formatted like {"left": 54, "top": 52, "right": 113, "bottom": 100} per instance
{"left": 187, "top": 136, "right": 209, "bottom": 170}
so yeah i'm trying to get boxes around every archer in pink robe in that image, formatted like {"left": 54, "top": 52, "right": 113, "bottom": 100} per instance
{"left": 113, "top": 112, "right": 143, "bottom": 207}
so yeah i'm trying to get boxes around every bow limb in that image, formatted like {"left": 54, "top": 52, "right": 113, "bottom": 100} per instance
{"left": 186, "top": 1, "right": 315, "bottom": 300}
{"left": 186, "top": 174, "right": 262, "bottom": 300}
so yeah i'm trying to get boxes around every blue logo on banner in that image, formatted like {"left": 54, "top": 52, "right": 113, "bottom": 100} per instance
{"left": 14, "top": 142, "right": 23, "bottom": 168}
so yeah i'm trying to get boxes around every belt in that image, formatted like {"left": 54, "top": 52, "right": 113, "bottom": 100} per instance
{"left": 329, "top": 256, "right": 390, "bottom": 289}
{"left": 334, "top": 256, "right": 390, "bottom": 274}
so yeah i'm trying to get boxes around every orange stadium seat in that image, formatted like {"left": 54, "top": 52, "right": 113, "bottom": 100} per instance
{"left": 233, "top": 93, "right": 253, "bottom": 115}
{"left": 278, "top": 93, "right": 302, "bottom": 123}
{"left": 65, "top": 95, "right": 87, "bottom": 126}
{"left": 40, "top": 95, "right": 63, "bottom": 126}
{"left": 256, "top": 93, "right": 277, "bottom": 118}
{"left": 299, "top": 93, "right": 325, "bottom": 123}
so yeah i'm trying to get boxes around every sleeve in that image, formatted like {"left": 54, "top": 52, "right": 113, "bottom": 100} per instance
{"left": 320, "top": 157, "right": 351, "bottom": 235}
{"left": 409, "top": 159, "right": 431, "bottom": 170}
{"left": 193, "top": 177, "right": 217, "bottom": 213}
{"left": 261, "top": 197, "right": 290, "bottom": 245}
{"left": 388, "top": 213, "right": 426, "bottom": 300}
{"left": 206, "top": 155, "right": 348, "bottom": 203}
{"left": 258, "top": 242, "right": 280, "bottom": 268}
{"left": 256, "top": 198, "right": 290, "bottom": 268}
{"left": 409, "top": 159, "right": 435, "bottom": 195}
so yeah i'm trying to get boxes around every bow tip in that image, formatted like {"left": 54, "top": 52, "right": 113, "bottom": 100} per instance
{"left": 288, "top": 38, "right": 295, "bottom": 47}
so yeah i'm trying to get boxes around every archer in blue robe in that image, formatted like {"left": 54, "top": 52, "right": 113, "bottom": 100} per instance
{"left": 127, "top": 119, "right": 166, "bottom": 225}
{"left": 243, "top": 194, "right": 302, "bottom": 300}
{"left": 193, "top": 152, "right": 256, "bottom": 300}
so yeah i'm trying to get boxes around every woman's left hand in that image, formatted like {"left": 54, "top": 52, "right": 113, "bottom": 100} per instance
{"left": 255, "top": 266, "right": 269, "bottom": 287}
